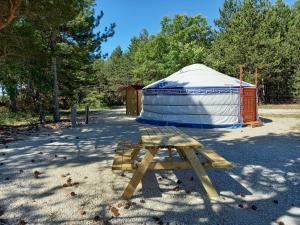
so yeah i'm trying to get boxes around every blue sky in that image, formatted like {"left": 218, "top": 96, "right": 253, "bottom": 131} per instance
{"left": 95, "top": 0, "right": 296, "bottom": 56}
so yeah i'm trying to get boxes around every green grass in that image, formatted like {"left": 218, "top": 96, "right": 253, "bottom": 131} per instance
{"left": 0, "top": 111, "right": 41, "bottom": 126}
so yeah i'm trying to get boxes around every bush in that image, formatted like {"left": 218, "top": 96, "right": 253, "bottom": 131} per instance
{"left": 100, "top": 94, "right": 123, "bottom": 107}
{"left": 78, "top": 90, "right": 103, "bottom": 109}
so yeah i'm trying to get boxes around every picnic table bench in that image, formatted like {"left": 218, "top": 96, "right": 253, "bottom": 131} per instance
{"left": 112, "top": 126, "right": 232, "bottom": 199}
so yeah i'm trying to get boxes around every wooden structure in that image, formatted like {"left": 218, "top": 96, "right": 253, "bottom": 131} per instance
{"left": 125, "top": 85, "right": 144, "bottom": 116}
{"left": 112, "top": 126, "right": 232, "bottom": 199}
{"left": 239, "top": 65, "right": 262, "bottom": 126}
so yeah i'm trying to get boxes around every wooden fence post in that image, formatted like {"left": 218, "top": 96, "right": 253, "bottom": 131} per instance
{"left": 39, "top": 104, "right": 45, "bottom": 125}
{"left": 71, "top": 106, "right": 77, "bottom": 128}
{"left": 239, "top": 65, "right": 243, "bottom": 123}
{"left": 85, "top": 106, "right": 89, "bottom": 124}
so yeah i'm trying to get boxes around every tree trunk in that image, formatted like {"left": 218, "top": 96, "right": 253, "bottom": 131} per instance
{"left": 39, "top": 104, "right": 45, "bottom": 125}
{"left": 71, "top": 106, "right": 77, "bottom": 128}
{"left": 1, "top": 85, "right": 4, "bottom": 103}
{"left": 52, "top": 56, "right": 60, "bottom": 122}
{"left": 0, "top": 0, "right": 22, "bottom": 30}
{"left": 85, "top": 106, "right": 89, "bottom": 124}
{"left": 9, "top": 87, "right": 17, "bottom": 113}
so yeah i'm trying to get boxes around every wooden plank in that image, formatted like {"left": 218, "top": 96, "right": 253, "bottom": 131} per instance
{"left": 193, "top": 148, "right": 232, "bottom": 168}
{"left": 140, "top": 132, "right": 202, "bottom": 148}
{"left": 205, "top": 161, "right": 232, "bottom": 168}
{"left": 113, "top": 160, "right": 230, "bottom": 171}
{"left": 181, "top": 148, "right": 219, "bottom": 199}
{"left": 122, "top": 148, "right": 158, "bottom": 199}
{"left": 130, "top": 144, "right": 142, "bottom": 160}
{"left": 176, "top": 148, "right": 188, "bottom": 161}
{"left": 116, "top": 142, "right": 142, "bottom": 159}
{"left": 112, "top": 154, "right": 133, "bottom": 171}
{"left": 113, "top": 162, "right": 191, "bottom": 171}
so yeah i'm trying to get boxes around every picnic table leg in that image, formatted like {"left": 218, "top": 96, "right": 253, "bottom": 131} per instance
{"left": 168, "top": 147, "right": 173, "bottom": 163}
{"left": 122, "top": 147, "right": 158, "bottom": 199}
{"left": 181, "top": 148, "right": 219, "bottom": 199}
{"left": 130, "top": 144, "right": 142, "bottom": 160}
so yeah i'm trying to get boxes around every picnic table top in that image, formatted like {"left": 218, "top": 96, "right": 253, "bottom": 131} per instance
{"left": 139, "top": 126, "right": 203, "bottom": 148}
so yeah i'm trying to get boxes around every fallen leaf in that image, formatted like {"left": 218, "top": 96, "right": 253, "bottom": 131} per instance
{"left": 251, "top": 205, "right": 257, "bottom": 210}
{"left": 152, "top": 216, "right": 160, "bottom": 221}
{"left": 173, "top": 186, "right": 181, "bottom": 192}
{"left": 93, "top": 215, "right": 100, "bottom": 221}
{"left": 70, "top": 192, "right": 76, "bottom": 197}
{"left": 33, "top": 171, "right": 41, "bottom": 179}
{"left": 100, "top": 219, "right": 109, "bottom": 225}
{"left": 117, "top": 203, "right": 124, "bottom": 208}
{"left": 110, "top": 207, "right": 120, "bottom": 217}
{"left": 18, "top": 220, "right": 27, "bottom": 225}
{"left": 124, "top": 202, "right": 131, "bottom": 209}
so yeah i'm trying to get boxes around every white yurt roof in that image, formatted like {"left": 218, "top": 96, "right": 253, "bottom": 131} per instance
{"left": 144, "top": 64, "right": 254, "bottom": 89}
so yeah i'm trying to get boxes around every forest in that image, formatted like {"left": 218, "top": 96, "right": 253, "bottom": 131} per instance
{"left": 0, "top": 0, "right": 300, "bottom": 123}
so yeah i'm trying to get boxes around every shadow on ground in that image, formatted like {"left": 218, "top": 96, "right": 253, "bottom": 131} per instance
{"left": 0, "top": 108, "right": 299, "bottom": 225}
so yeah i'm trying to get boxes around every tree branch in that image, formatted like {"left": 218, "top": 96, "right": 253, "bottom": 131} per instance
{"left": 0, "top": 0, "right": 22, "bottom": 30}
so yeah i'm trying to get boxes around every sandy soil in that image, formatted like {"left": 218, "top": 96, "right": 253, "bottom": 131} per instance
{"left": 0, "top": 108, "right": 299, "bottom": 225}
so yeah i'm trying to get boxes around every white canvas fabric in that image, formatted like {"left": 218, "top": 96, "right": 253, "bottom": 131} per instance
{"left": 138, "top": 64, "right": 255, "bottom": 128}
{"left": 144, "top": 64, "right": 254, "bottom": 89}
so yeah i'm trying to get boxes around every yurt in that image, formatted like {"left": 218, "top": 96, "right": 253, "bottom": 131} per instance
{"left": 137, "top": 64, "right": 257, "bottom": 128}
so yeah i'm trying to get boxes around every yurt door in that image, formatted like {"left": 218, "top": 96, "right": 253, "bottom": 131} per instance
{"left": 242, "top": 88, "right": 257, "bottom": 122}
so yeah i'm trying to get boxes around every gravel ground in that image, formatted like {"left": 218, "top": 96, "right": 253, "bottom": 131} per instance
{"left": 0, "top": 108, "right": 299, "bottom": 225}
{"left": 259, "top": 108, "right": 300, "bottom": 116}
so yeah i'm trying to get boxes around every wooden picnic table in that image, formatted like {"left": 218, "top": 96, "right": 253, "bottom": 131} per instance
{"left": 113, "top": 126, "right": 232, "bottom": 200}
